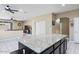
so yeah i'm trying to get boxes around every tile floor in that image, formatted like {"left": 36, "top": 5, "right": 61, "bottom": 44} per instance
{"left": 67, "top": 41, "right": 79, "bottom": 54}
{"left": 0, "top": 39, "right": 18, "bottom": 54}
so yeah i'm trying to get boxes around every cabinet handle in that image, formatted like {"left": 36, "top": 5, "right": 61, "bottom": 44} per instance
{"left": 23, "top": 49, "right": 25, "bottom": 54}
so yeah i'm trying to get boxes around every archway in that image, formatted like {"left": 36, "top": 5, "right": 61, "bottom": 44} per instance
{"left": 59, "top": 17, "right": 70, "bottom": 37}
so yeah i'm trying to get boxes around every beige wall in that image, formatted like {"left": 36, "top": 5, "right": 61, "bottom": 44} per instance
{"left": 24, "top": 20, "right": 32, "bottom": 27}
{"left": 57, "top": 9, "right": 79, "bottom": 18}
{"left": 60, "top": 17, "right": 69, "bottom": 36}
{"left": 52, "top": 13, "right": 60, "bottom": 33}
{"left": 52, "top": 23, "right": 60, "bottom": 33}
{"left": 57, "top": 9, "right": 79, "bottom": 40}
{"left": 24, "top": 14, "right": 53, "bottom": 35}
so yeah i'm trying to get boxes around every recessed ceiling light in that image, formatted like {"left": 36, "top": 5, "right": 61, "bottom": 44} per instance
{"left": 56, "top": 18, "right": 60, "bottom": 23}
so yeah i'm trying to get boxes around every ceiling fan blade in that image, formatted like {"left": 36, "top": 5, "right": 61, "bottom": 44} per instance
{"left": 5, "top": 8, "right": 14, "bottom": 13}
{"left": 5, "top": 5, "right": 18, "bottom": 13}
{"left": 10, "top": 11, "right": 14, "bottom": 13}
{"left": 11, "top": 9, "right": 18, "bottom": 12}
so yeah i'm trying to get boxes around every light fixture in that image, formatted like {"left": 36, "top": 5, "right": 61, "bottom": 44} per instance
{"left": 56, "top": 18, "right": 60, "bottom": 23}
{"left": 5, "top": 5, "right": 9, "bottom": 9}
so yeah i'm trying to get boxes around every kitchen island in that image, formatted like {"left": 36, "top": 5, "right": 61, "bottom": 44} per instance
{"left": 11, "top": 34, "right": 67, "bottom": 54}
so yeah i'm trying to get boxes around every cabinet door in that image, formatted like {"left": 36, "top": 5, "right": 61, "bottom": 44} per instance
{"left": 42, "top": 46, "right": 53, "bottom": 54}
{"left": 53, "top": 41, "right": 61, "bottom": 54}
{"left": 64, "top": 39, "right": 67, "bottom": 53}
{"left": 53, "top": 46, "right": 60, "bottom": 54}
{"left": 60, "top": 42, "right": 64, "bottom": 54}
{"left": 19, "top": 42, "right": 36, "bottom": 54}
{"left": 65, "top": 39, "right": 67, "bottom": 51}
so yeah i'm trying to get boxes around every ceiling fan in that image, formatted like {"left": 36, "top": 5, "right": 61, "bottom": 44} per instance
{"left": 10, "top": 18, "right": 17, "bottom": 21}
{"left": 5, "top": 5, "right": 18, "bottom": 14}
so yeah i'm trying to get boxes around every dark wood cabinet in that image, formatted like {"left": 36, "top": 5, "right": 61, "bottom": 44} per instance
{"left": 41, "top": 45, "right": 54, "bottom": 54}
{"left": 18, "top": 42, "right": 36, "bottom": 54}
{"left": 64, "top": 39, "right": 67, "bottom": 53}
{"left": 53, "top": 46, "right": 60, "bottom": 54}
{"left": 60, "top": 42, "right": 64, "bottom": 54}
{"left": 11, "top": 42, "right": 36, "bottom": 54}
{"left": 53, "top": 41, "right": 61, "bottom": 54}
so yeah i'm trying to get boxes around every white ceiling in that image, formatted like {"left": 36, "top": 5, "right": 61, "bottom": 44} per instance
{"left": 0, "top": 4, "right": 79, "bottom": 21}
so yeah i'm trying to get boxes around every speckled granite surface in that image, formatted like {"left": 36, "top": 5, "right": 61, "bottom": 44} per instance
{"left": 19, "top": 34, "right": 67, "bottom": 53}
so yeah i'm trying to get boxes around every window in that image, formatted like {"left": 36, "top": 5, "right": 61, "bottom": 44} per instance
{"left": 0, "top": 22, "right": 11, "bottom": 31}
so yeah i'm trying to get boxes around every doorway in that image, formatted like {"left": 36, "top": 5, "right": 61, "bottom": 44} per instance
{"left": 60, "top": 17, "right": 69, "bottom": 37}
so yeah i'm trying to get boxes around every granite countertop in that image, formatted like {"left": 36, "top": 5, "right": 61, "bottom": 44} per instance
{"left": 19, "top": 34, "right": 67, "bottom": 53}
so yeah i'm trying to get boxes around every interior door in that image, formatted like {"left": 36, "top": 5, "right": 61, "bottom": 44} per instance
{"left": 74, "top": 17, "right": 79, "bottom": 43}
